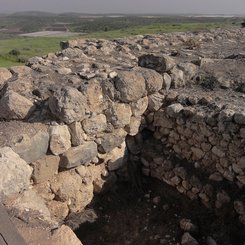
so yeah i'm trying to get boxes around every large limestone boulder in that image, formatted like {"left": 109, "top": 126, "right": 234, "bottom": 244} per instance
{"left": 82, "top": 114, "right": 107, "bottom": 135}
{"left": 31, "top": 155, "right": 60, "bottom": 184}
{"left": 49, "top": 225, "right": 82, "bottom": 245}
{"left": 50, "top": 170, "right": 93, "bottom": 212}
{"left": 134, "top": 67, "right": 163, "bottom": 94}
{"left": 49, "top": 125, "right": 71, "bottom": 155}
{"left": 0, "top": 67, "right": 12, "bottom": 88}
{"left": 170, "top": 66, "right": 185, "bottom": 88}
{"left": 0, "top": 147, "right": 32, "bottom": 199}
{"left": 0, "top": 90, "right": 35, "bottom": 120}
{"left": 80, "top": 78, "right": 105, "bottom": 113}
{"left": 6, "top": 189, "right": 53, "bottom": 224}
{"left": 138, "top": 54, "right": 175, "bottom": 73}
{"left": 60, "top": 141, "right": 98, "bottom": 169}
{"left": 69, "top": 122, "right": 85, "bottom": 146}
{"left": 9, "top": 66, "right": 32, "bottom": 76}
{"left": 49, "top": 87, "right": 87, "bottom": 124}
{"left": 114, "top": 70, "right": 146, "bottom": 102}
{"left": 12, "top": 131, "right": 49, "bottom": 163}
{"left": 130, "top": 96, "right": 149, "bottom": 117}
{"left": 98, "top": 128, "right": 127, "bottom": 153}
{"left": 99, "top": 142, "right": 127, "bottom": 171}
{"left": 105, "top": 103, "right": 132, "bottom": 128}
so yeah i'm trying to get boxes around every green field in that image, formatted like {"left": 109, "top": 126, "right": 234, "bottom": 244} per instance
{"left": 0, "top": 20, "right": 239, "bottom": 68}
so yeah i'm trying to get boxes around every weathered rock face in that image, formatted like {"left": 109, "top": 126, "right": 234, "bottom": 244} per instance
{"left": 138, "top": 54, "right": 175, "bottom": 73}
{"left": 49, "top": 225, "right": 83, "bottom": 245}
{"left": 49, "top": 87, "right": 88, "bottom": 124}
{"left": 50, "top": 125, "right": 71, "bottom": 155}
{"left": 82, "top": 114, "right": 107, "bottom": 134}
{"left": 0, "top": 147, "right": 32, "bottom": 199}
{"left": 105, "top": 102, "right": 132, "bottom": 128}
{"left": 0, "top": 67, "right": 12, "bottom": 88}
{"left": 31, "top": 155, "right": 60, "bottom": 184}
{"left": 114, "top": 70, "right": 146, "bottom": 102}
{"left": 50, "top": 170, "right": 93, "bottom": 213}
{"left": 0, "top": 90, "right": 35, "bottom": 120}
{"left": 12, "top": 131, "right": 49, "bottom": 163}
{"left": 60, "top": 141, "right": 98, "bottom": 168}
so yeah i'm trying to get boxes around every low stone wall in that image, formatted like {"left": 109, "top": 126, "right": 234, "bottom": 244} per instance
{"left": 0, "top": 28, "right": 244, "bottom": 243}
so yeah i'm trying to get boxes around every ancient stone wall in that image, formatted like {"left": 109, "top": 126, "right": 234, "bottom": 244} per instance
{"left": 0, "top": 28, "right": 244, "bottom": 243}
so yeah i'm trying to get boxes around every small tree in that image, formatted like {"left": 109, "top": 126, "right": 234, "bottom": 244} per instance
{"left": 241, "top": 20, "right": 245, "bottom": 28}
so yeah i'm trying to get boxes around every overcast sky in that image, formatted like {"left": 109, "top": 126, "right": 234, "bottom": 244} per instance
{"left": 0, "top": 0, "right": 245, "bottom": 14}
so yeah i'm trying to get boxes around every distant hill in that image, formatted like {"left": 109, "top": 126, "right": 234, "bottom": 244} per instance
{"left": 11, "top": 11, "right": 58, "bottom": 17}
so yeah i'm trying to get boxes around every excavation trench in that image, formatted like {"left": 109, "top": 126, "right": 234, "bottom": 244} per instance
{"left": 70, "top": 131, "right": 245, "bottom": 245}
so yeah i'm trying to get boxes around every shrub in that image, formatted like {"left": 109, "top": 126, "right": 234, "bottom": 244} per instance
{"left": 9, "top": 49, "right": 20, "bottom": 56}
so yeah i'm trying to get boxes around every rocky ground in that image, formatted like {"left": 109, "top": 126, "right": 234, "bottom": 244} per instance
{"left": 76, "top": 177, "right": 245, "bottom": 245}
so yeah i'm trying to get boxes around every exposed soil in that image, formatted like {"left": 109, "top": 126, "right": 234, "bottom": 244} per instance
{"left": 75, "top": 177, "right": 245, "bottom": 245}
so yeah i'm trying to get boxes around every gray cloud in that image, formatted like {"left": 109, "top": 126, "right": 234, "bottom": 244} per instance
{"left": 0, "top": 0, "right": 244, "bottom": 14}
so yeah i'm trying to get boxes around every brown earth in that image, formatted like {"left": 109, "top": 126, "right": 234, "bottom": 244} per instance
{"left": 75, "top": 177, "right": 245, "bottom": 245}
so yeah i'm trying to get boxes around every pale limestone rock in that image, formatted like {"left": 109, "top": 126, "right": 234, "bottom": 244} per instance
{"left": 9, "top": 66, "right": 32, "bottom": 76}
{"left": 50, "top": 170, "right": 93, "bottom": 212}
{"left": 12, "top": 131, "right": 49, "bottom": 164}
{"left": 98, "top": 142, "right": 127, "bottom": 171}
{"left": 0, "top": 90, "right": 35, "bottom": 120}
{"left": 82, "top": 114, "right": 107, "bottom": 134}
{"left": 50, "top": 125, "right": 71, "bottom": 156}
{"left": 125, "top": 116, "right": 141, "bottom": 136}
{"left": 49, "top": 225, "right": 82, "bottom": 245}
{"left": 60, "top": 141, "right": 98, "bottom": 169}
{"left": 0, "top": 67, "right": 12, "bottom": 87}
{"left": 31, "top": 155, "right": 60, "bottom": 184}
{"left": 69, "top": 122, "right": 85, "bottom": 146}
{"left": 134, "top": 67, "right": 163, "bottom": 94}
{"left": 178, "top": 62, "right": 198, "bottom": 80}
{"left": 166, "top": 103, "right": 184, "bottom": 118}
{"left": 84, "top": 79, "right": 105, "bottom": 113}
{"left": 47, "top": 200, "right": 69, "bottom": 223}
{"left": 98, "top": 128, "right": 127, "bottom": 153}
{"left": 106, "top": 102, "right": 132, "bottom": 128}
{"left": 114, "top": 70, "right": 146, "bottom": 102}
{"left": 138, "top": 54, "right": 175, "bottom": 73}
{"left": 0, "top": 147, "right": 32, "bottom": 199}
{"left": 49, "top": 87, "right": 87, "bottom": 124}
{"left": 163, "top": 73, "right": 172, "bottom": 91}
{"left": 148, "top": 92, "right": 165, "bottom": 111}
{"left": 130, "top": 96, "right": 148, "bottom": 117}
{"left": 56, "top": 67, "right": 72, "bottom": 75}
{"left": 9, "top": 189, "right": 52, "bottom": 224}
{"left": 171, "top": 66, "right": 185, "bottom": 88}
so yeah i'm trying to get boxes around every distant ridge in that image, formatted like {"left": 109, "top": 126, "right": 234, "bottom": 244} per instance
{"left": 11, "top": 11, "right": 58, "bottom": 17}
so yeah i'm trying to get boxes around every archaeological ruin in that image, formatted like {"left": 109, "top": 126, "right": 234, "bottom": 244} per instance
{"left": 0, "top": 27, "right": 244, "bottom": 244}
